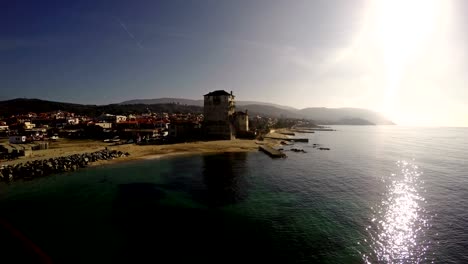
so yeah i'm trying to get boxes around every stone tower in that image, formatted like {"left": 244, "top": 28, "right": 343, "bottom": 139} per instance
{"left": 203, "top": 90, "right": 235, "bottom": 139}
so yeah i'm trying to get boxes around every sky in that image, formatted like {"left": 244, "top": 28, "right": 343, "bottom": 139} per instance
{"left": 1, "top": 0, "right": 468, "bottom": 126}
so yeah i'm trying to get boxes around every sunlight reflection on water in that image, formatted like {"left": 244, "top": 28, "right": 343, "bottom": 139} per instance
{"left": 363, "top": 160, "right": 433, "bottom": 263}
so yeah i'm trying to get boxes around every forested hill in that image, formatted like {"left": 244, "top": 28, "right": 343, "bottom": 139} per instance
{"left": 0, "top": 99, "right": 202, "bottom": 117}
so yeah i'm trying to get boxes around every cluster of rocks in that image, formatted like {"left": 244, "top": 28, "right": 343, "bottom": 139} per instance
{"left": 291, "top": 148, "right": 307, "bottom": 153}
{"left": 0, "top": 149, "right": 130, "bottom": 182}
{"left": 312, "top": 144, "right": 330, "bottom": 150}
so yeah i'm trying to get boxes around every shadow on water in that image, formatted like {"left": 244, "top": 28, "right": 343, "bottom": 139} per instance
{"left": 201, "top": 152, "right": 249, "bottom": 206}
{"left": 156, "top": 152, "right": 249, "bottom": 207}
{"left": 110, "top": 152, "right": 356, "bottom": 263}
{"left": 111, "top": 153, "right": 288, "bottom": 263}
{"left": 111, "top": 183, "right": 280, "bottom": 263}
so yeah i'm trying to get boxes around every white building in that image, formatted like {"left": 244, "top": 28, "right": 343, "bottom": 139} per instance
{"left": 116, "top": 115, "right": 127, "bottom": 123}
{"left": 95, "top": 122, "right": 113, "bottom": 129}
{"left": 23, "top": 122, "right": 36, "bottom": 130}
{"left": 67, "top": 118, "right": 80, "bottom": 125}
{"left": 9, "top": 136, "right": 27, "bottom": 144}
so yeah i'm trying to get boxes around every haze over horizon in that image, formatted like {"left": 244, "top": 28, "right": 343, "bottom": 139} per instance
{"left": 2, "top": 0, "right": 468, "bottom": 126}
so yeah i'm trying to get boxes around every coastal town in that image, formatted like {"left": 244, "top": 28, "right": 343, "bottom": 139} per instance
{"left": 0, "top": 90, "right": 317, "bottom": 181}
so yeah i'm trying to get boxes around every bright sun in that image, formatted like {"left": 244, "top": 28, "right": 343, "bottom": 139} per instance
{"left": 373, "top": 0, "right": 445, "bottom": 124}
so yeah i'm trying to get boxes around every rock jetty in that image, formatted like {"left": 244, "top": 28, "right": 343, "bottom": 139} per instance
{"left": 0, "top": 149, "right": 129, "bottom": 182}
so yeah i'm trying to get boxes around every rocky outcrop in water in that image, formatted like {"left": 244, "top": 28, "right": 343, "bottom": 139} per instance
{"left": 0, "top": 149, "right": 130, "bottom": 182}
{"left": 290, "top": 148, "right": 307, "bottom": 153}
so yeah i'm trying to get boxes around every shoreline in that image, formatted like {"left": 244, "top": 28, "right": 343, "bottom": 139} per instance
{"left": 87, "top": 136, "right": 289, "bottom": 167}
{"left": 0, "top": 127, "right": 295, "bottom": 176}
{"left": 2, "top": 139, "right": 268, "bottom": 169}
{"left": 1, "top": 139, "right": 273, "bottom": 182}
{"left": 88, "top": 147, "right": 261, "bottom": 168}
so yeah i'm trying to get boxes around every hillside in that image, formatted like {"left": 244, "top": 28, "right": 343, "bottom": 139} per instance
{"left": 0, "top": 98, "right": 394, "bottom": 125}
{"left": 121, "top": 98, "right": 297, "bottom": 111}
{"left": 297, "top": 107, "right": 394, "bottom": 125}
{"left": 241, "top": 105, "right": 393, "bottom": 125}
{"left": 120, "top": 98, "right": 204, "bottom": 107}
{"left": 242, "top": 105, "right": 302, "bottom": 119}
{"left": 120, "top": 98, "right": 393, "bottom": 125}
{"left": 0, "top": 99, "right": 202, "bottom": 117}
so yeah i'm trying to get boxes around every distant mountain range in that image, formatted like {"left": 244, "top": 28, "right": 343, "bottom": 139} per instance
{"left": 0, "top": 98, "right": 395, "bottom": 125}
{"left": 120, "top": 98, "right": 394, "bottom": 125}
{"left": 120, "top": 98, "right": 297, "bottom": 111}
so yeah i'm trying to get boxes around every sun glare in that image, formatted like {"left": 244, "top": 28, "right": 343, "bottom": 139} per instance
{"left": 373, "top": 0, "right": 446, "bottom": 124}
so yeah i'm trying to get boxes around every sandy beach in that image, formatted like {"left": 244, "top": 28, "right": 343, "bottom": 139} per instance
{"left": 94, "top": 138, "right": 262, "bottom": 166}
{"left": 0, "top": 126, "right": 293, "bottom": 168}
{"left": 0, "top": 138, "right": 268, "bottom": 167}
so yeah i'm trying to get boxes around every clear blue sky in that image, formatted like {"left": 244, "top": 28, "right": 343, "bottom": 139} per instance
{"left": 2, "top": 0, "right": 468, "bottom": 125}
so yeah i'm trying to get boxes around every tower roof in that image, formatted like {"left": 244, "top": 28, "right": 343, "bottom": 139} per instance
{"left": 204, "top": 90, "right": 231, "bottom": 96}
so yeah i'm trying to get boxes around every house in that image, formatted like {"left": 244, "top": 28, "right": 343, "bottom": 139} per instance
{"left": 94, "top": 122, "right": 113, "bottom": 129}
{"left": 23, "top": 122, "right": 36, "bottom": 130}
{"left": 9, "top": 135, "right": 27, "bottom": 144}
{"left": 116, "top": 121, "right": 140, "bottom": 129}
{"left": 67, "top": 118, "right": 80, "bottom": 125}
{"left": 154, "top": 120, "right": 169, "bottom": 130}
{"left": 97, "top": 114, "right": 114, "bottom": 122}
{"left": 53, "top": 118, "right": 68, "bottom": 128}
{"left": 203, "top": 90, "right": 236, "bottom": 139}
{"left": 97, "top": 114, "right": 127, "bottom": 123}
{"left": 169, "top": 120, "right": 202, "bottom": 142}
{"left": 116, "top": 115, "right": 127, "bottom": 123}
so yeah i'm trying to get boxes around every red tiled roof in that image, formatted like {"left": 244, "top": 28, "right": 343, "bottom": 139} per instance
{"left": 116, "top": 121, "right": 139, "bottom": 125}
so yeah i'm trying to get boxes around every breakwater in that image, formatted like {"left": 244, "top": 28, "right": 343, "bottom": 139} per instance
{"left": 259, "top": 145, "right": 286, "bottom": 158}
{"left": 264, "top": 136, "right": 309, "bottom": 142}
{"left": 0, "top": 149, "right": 129, "bottom": 182}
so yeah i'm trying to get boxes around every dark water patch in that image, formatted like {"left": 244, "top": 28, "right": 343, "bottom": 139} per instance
{"left": 109, "top": 182, "right": 298, "bottom": 263}
{"left": 159, "top": 152, "right": 250, "bottom": 207}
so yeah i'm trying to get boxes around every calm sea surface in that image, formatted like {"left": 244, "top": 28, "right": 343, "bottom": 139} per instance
{"left": 1, "top": 126, "right": 467, "bottom": 263}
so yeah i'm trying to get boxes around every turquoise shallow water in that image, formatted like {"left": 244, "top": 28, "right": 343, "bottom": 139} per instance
{"left": 0, "top": 126, "right": 467, "bottom": 263}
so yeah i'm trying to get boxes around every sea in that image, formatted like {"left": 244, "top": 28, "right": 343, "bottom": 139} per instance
{"left": 0, "top": 126, "right": 467, "bottom": 263}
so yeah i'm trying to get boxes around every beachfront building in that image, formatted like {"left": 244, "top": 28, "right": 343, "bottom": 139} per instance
{"left": 9, "top": 135, "right": 27, "bottom": 144}
{"left": 234, "top": 110, "right": 249, "bottom": 132}
{"left": 169, "top": 120, "right": 202, "bottom": 142}
{"left": 203, "top": 90, "right": 236, "bottom": 139}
